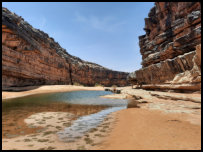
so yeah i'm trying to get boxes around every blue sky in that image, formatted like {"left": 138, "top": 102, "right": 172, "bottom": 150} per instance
{"left": 2, "top": 2, "right": 154, "bottom": 72}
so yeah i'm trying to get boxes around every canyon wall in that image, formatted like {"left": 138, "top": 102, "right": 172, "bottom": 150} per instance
{"left": 128, "top": 2, "right": 201, "bottom": 91}
{"left": 2, "top": 7, "right": 129, "bottom": 90}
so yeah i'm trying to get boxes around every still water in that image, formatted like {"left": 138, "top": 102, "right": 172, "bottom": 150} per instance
{"left": 2, "top": 90, "right": 128, "bottom": 141}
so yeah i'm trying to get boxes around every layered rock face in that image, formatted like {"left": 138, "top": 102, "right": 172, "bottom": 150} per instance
{"left": 2, "top": 7, "right": 128, "bottom": 90}
{"left": 128, "top": 2, "right": 201, "bottom": 91}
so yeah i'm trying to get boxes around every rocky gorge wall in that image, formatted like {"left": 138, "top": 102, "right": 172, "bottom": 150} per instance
{"left": 128, "top": 2, "right": 201, "bottom": 91}
{"left": 2, "top": 7, "right": 129, "bottom": 90}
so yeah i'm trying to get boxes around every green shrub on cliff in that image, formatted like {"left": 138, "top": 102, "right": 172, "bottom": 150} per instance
{"left": 95, "top": 83, "right": 104, "bottom": 87}
{"left": 73, "top": 82, "right": 83, "bottom": 86}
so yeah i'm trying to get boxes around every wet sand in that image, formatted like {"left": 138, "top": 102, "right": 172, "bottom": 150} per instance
{"left": 98, "top": 108, "right": 201, "bottom": 150}
{"left": 99, "top": 87, "right": 201, "bottom": 150}
{"left": 2, "top": 85, "right": 201, "bottom": 150}
{"left": 2, "top": 101, "right": 106, "bottom": 139}
{"left": 2, "top": 110, "right": 117, "bottom": 150}
{"left": 2, "top": 85, "right": 114, "bottom": 150}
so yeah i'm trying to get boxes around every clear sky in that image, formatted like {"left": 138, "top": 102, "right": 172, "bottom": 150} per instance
{"left": 2, "top": 2, "right": 154, "bottom": 72}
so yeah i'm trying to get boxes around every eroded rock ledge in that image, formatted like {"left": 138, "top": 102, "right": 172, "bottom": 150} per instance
{"left": 128, "top": 2, "right": 201, "bottom": 92}
{"left": 2, "top": 7, "right": 129, "bottom": 90}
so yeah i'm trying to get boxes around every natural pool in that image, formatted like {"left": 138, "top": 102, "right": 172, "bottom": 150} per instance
{"left": 2, "top": 90, "right": 128, "bottom": 141}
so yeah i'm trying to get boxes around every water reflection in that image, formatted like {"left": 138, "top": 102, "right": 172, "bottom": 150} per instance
{"left": 58, "top": 106, "right": 126, "bottom": 142}
{"left": 3, "top": 91, "right": 127, "bottom": 109}
{"left": 2, "top": 91, "right": 128, "bottom": 139}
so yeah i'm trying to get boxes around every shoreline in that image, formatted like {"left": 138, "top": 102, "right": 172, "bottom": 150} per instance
{"left": 2, "top": 85, "right": 105, "bottom": 100}
{"left": 98, "top": 108, "right": 201, "bottom": 150}
{"left": 2, "top": 85, "right": 201, "bottom": 150}
{"left": 98, "top": 87, "right": 201, "bottom": 150}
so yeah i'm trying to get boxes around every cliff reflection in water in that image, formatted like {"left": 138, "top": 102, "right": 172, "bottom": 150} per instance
{"left": 2, "top": 91, "right": 128, "bottom": 139}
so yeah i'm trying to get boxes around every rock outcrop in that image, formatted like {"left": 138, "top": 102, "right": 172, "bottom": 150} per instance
{"left": 2, "top": 7, "right": 129, "bottom": 90}
{"left": 128, "top": 2, "right": 201, "bottom": 91}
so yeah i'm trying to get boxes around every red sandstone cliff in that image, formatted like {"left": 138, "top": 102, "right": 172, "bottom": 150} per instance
{"left": 128, "top": 2, "right": 201, "bottom": 91}
{"left": 2, "top": 7, "right": 129, "bottom": 90}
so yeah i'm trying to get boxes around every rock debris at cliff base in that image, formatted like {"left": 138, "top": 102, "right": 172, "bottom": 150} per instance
{"left": 128, "top": 2, "right": 201, "bottom": 92}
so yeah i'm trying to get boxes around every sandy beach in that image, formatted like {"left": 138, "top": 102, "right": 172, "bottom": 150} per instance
{"left": 98, "top": 108, "right": 201, "bottom": 150}
{"left": 2, "top": 85, "right": 104, "bottom": 100}
{"left": 2, "top": 85, "right": 201, "bottom": 150}
{"left": 2, "top": 1, "right": 201, "bottom": 150}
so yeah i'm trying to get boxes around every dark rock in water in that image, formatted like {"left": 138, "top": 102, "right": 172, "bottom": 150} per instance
{"left": 109, "top": 89, "right": 121, "bottom": 94}
{"left": 2, "top": 7, "right": 129, "bottom": 90}
{"left": 116, "top": 90, "right": 121, "bottom": 94}
{"left": 104, "top": 89, "right": 111, "bottom": 91}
